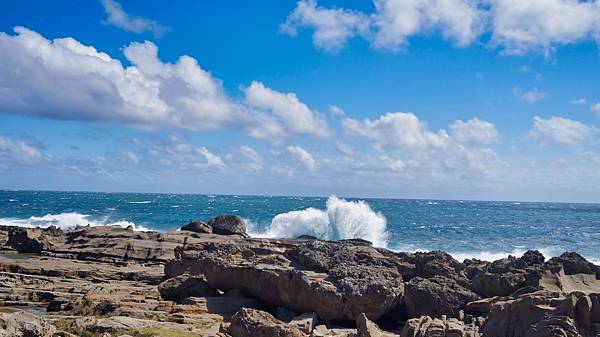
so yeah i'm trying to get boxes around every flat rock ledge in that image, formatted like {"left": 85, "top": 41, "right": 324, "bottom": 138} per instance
{"left": 0, "top": 222, "right": 598, "bottom": 337}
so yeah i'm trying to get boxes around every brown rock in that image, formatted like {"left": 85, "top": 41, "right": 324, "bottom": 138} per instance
{"left": 399, "top": 316, "right": 480, "bottom": 337}
{"left": 208, "top": 215, "right": 247, "bottom": 236}
{"left": 181, "top": 220, "right": 212, "bottom": 234}
{"left": 404, "top": 275, "right": 480, "bottom": 318}
{"left": 356, "top": 313, "right": 399, "bottom": 337}
{"left": 158, "top": 274, "right": 219, "bottom": 301}
{"left": 229, "top": 308, "right": 305, "bottom": 337}
{"left": 177, "top": 238, "right": 404, "bottom": 320}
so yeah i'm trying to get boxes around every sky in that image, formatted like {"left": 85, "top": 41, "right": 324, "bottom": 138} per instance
{"left": 1, "top": 0, "right": 600, "bottom": 202}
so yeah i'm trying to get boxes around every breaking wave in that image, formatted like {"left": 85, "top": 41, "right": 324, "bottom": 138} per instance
{"left": 250, "top": 196, "right": 389, "bottom": 248}
{"left": 0, "top": 212, "right": 150, "bottom": 231}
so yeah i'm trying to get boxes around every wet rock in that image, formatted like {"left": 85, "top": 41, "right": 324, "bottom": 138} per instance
{"left": 208, "top": 215, "right": 247, "bottom": 236}
{"left": 229, "top": 308, "right": 305, "bottom": 337}
{"left": 158, "top": 274, "right": 219, "bottom": 301}
{"left": 404, "top": 275, "right": 480, "bottom": 319}
{"left": 181, "top": 220, "right": 212, "bottom": 234}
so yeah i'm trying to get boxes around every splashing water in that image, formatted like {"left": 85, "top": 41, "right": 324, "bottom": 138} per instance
{"left": 252, "top": 196, "right": 389, "bottom": 248}
{"left": 0, "top": 212, "right": 149, "bottom": 231}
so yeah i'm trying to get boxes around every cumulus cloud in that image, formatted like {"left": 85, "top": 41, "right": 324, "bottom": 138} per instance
{"left": 0, "top": 27, "right": 334, "bottom": 145}
{"left": 0, "top": 27, "right": 241, "bottom": 130}
{"left": 281, "top": 0, "right": 370, "bottom": 52}
{"left": 101, "top": 0, "right": 170, "bottom": 37}
{"left": 490, "top": 0, "right": 600, "bottom": 55}
{"left": 571, "top": 98, "right": 587, "bottom": 105}
{"left": 513, "top": 87, "right": 547, "bottom": 103}
{"left": 0, "top": 136, "right": 45, "bottom": 165}
{"left": 343, "top": 112, "right": 505, "bottom": 178}
{"left": 283, "top": 0, "right": 600, "bottom": 55}
{"left": 449, "top": 118, "right": 499, "bottom": 146}
{"left": 243, "top": 81, "right": 332, "bottom": 140}
{"left": 531, "top": 116, "right": 597, "bottom": 147}
{"left": 343, "top": 112, "right": 450, "bottom": 153}
{"left": 287, "top": 145, "right": 317, "bottom": 171}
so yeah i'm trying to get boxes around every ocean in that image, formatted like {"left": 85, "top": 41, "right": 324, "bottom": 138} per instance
{"left": 1, "top": 190, "right": 599, "bottom": 264}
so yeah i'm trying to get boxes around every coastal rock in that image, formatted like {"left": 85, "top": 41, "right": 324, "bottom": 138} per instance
{"left": 471, "top": 251, "right": 545, "bottom": 297}
{"left": 545, "top": 252, "right": 600, "bottom": 278}
{"left": 177, "top": 238, "right": 404, "bottom": 320}
{"left": 312, "top": 325, "right": 357, "bottom": 337}
{"left": 395, "top": 251, "right": 468, "bottom": 285}
{"left": 0, "top": 311, "right": 57, "bottom": 337}
{"left": 472, "top": 250, "right": 600, "bottom": 297}
{"left": 181, "top": 220, "right": 212, "bottom": 234}
{"left": 399, "top": 316, "right": 480, "bottom": 337}
{"left": 404, "top": 275, "right": 480, "bottom": 318}
{"left": 158, "top": 274, "right": 218, "bottom": 301}
{"left": 356, "top": 313, "right": 399, "bottom": 337}
{"left": 482, "top": 291, "right": 600, "bottom": 337}
{"left": 289, "top": 312, "right": 318, "bottom": 334}
{"left": 229, "top": 308, "right": 305, "bottom": 337}
{"left": 208, "top": 215, "right": 247, "bottom": 236}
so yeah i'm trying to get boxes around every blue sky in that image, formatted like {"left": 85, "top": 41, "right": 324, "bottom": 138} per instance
{"left": 1, "top": 0, "right": 600, "bottom": 202}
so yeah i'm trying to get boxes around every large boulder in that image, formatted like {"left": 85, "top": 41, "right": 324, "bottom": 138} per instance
{"left": 395, "top": 251, "right": 468, "bottom": 285}
{"left": 404, "top": 275, "right": 480, "bottom": 319}
{"left": 208, "top": 215, "right": 247, "bottom": 236}
{"left": 180, "top": 220, "right": 212, "bottom": 234}
{"left": 158, "top": 274, "right": 218, "bottom": 301}
{"left": 229, "top": 308, "right": 305, "bottom": 337}
{"left": 174, "top": 238, "right": 404, "bottom": 321}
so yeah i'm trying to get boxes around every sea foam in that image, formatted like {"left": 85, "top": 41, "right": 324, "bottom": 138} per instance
{"left": 0, "top": 212, "right": 150, "bottom": 231}
{"left": 250, "top": 196, "right": 389, "bottom": 248}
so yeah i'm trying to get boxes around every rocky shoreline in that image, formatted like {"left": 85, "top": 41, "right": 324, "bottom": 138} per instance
{"left": 0, "top": 215, "right": 599, "bottom": 337}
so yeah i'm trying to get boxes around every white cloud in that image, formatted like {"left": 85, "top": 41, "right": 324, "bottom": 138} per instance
{"left": 449, "top": 118, "right": 499, "bottom": 146}
{"left": 284, "top": 0, "right": 483, "bottom": 52}
{"left": 287, "top": 145, "right": 317, "bottom": 171}
{"left": 101, "top": 0, "right": 170, "bottom": 37}
{"left": 370, "top": 0, "right": 484, "bottom": 50}
{"left": 335, "top": 141, "right": 354, "bottom": 156}
{"left": 343, "top": 112, "right": 505, "bottom": 179}
{"left": 197, "top": 147, "right": 226, "bottom": 169}
{"left": 0, "top": 27, "right": 241, "bottom": 131}
{"left": 531, "top": 116, "right": 596, "bottom": 147}
{"left": 244, "top": 81, "right": 332, "bottom": 140}
{"left": 0, "top": 136, "right": 45, "bottom": 165}
{"left": 513, "top": 87, "right": 547, "bottom": 103}
{"left": 490, "top": 0, "right": 600, "bottom": 55}
{"left": 343, "top": 112, "right": 450, "bottom": 152}
{"left": 283, "top": 0, "right": 600, "bottom": 55}
{"left": 329, "top": 105, "right": 346, "bottom": 116}
{"left": 281, "top": 0, "right": 370, "bottom": 52}
{"left": 591, "top": 102, "right": 600, "bottom": 115}
{"left": 571, "top": 98, "right": 587, "bottom": 105}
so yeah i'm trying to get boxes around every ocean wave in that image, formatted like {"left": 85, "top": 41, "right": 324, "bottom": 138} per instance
{"left": 128, "top": 201, "right": 152, "bottom": 204}
{"left": 0, "top": 212, "right": 150, "bottom": 231}
{"left": 249, "top": 196, "right": 389, "bottom": 248}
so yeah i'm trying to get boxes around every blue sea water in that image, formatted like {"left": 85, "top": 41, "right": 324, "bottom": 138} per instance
{"left": 1, "top": 190, "right": 600, "bottom": 264}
